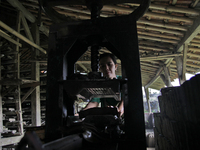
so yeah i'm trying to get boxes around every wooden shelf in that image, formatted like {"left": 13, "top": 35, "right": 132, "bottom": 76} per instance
{"left": 0, "top": 78, "right": 40, "bottom": 86}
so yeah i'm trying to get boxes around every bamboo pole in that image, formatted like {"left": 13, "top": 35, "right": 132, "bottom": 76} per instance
{"left": 138, "top": 35, "right": 178, "bottom": 44}
{"left": 187, "top": 58, "right": 200, "bottom": 63}
{"left": 138, "top": 31, "right": 181, "bottom": 40}
{"left": 195, "top": 34, "right": 200, "bottom": 39}
{"left": 138, "top": 19, "right": 187, "bottom": 31}
{"left": 137, "top": 25, "right": 184, "bottom": 36}
{"left": 190, "top": 42, "right": 200, "bottom": 47}
{"left": 188, "top": 47, "right": 200, "bottom": 52}
{"left": 104, "top": 5, "right": 193, "bottom": 23}
{"left": 185, "top": 63, "right": 200, "bottom": 69}
{"left": 139, "top": 41, "right": 174, "bottom": 49}
{"left": 191, "top": 39, "right": 200, "bottom": 43}
{"left": 127, "top": 3, "right": 199, "bottom": 15}
{"left": 187, "top": 53, "right": 200, "bottom": 58}
{"left": 139, "top": 45, "right": 172, "bottom": 52}
{"left": 140, "top": 53, "right": 181, "bottom": 61}
{"left": 0, "top": 21, "right": 46, "bottom": 54}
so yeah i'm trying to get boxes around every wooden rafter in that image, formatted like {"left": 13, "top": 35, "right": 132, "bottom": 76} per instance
{"left": 0, "top": 29, "right": 22, "bottom": 47}
{"left": 176, "top": 15, "right": 200, "bottom": 53}
{"left": 0, "top": 21, "right": 46, "bottom": 54}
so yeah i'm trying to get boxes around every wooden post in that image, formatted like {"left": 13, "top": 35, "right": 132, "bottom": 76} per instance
{"left": 31, "top": 22, "right": 41, "bottom": 126}
{"left": 15, "top": 11, "right": 24, "bottom": 135}
{"left": 162, "top": 64, "right": 173, "bottom": 87}
{"left": 0, "top": 38, "right": 2, "bottom": 150}
{"left": 144, "top": 87, "right": 151, "bottom": 113}
{"left": 175, "top": 53, "right": 186, "bottom": 85}
{"left": 182, "top": 43, "right": 187, "bottom": 81}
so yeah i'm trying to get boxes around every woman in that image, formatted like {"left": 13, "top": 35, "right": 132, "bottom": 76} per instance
{"left": 84, "top": 53, "right": 124, "bottom": 116}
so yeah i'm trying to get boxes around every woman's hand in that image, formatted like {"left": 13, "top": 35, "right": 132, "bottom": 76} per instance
{"left": 117, "top": 100, "right": 124, "bottom": 117}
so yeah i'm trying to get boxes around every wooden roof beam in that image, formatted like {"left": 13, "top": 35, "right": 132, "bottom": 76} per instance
{"left": 138, "top": 35, "right": 178, "bottom": 44}
{"left": 160, "top": 65, "right": 173, "bottom": 87}
{"left": 138, "top": 19, "right": 187, "bottom": 31}
{"left": 127, "top": 3, "right": 199, "bottom": 15}
{"left": 0, "top": 21, "right": 47, "bottom": 54}
{"left": 0, "top": 29, "right": 22, "bottom": 47}
{"left": 140, "top": 53, "right": 181, "bottom": 61}
{"left": 7, "top": 0, "right": 49, "bottom": 36}
{"left": 175, "top": 15, "right": 200, "bottom": 53}
{"left": 137, "top": 25, "right": 184, "bottom": 36}
{"left": 144, "top": 67, "right": 163, "bottom": 89}
{"left": 144, "top": 58, "right": 173, "bottom": 89}
{"left": 7, "top": 0, "right": 36, "bottom": 22}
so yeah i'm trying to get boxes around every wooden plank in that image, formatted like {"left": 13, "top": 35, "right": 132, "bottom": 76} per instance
{"left": 0, "top": 135, "right": 23, "bottom": 146}
{"left": 176, "top": 15, "right": 200, "bottom": 52}
{"left": 0, "top": 79, "right": 38, "bottom": 85}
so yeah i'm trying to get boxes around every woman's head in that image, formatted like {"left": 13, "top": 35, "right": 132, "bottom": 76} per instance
{"left": 99, "top": 53, "right": 118, "bottom": 79}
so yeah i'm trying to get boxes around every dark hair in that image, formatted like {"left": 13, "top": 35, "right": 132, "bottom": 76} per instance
{"left": 99, "top": 53, "right": 117, "bottom": 64}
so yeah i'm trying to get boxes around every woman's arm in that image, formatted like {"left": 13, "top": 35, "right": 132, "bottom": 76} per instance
{"left": 83, "top": 102, "right": 99, "bottom": 110}
{"left": 117, "top": 100, "right": 124, "bottom": 116}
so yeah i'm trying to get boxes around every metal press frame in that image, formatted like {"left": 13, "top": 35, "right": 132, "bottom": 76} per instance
{"left": 42, "top": 0, "right": 151, "bottom": 149}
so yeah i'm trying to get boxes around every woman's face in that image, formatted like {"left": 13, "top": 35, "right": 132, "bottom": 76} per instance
{"left": 99, "top": 56, "right": 118, "bottom": 79}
